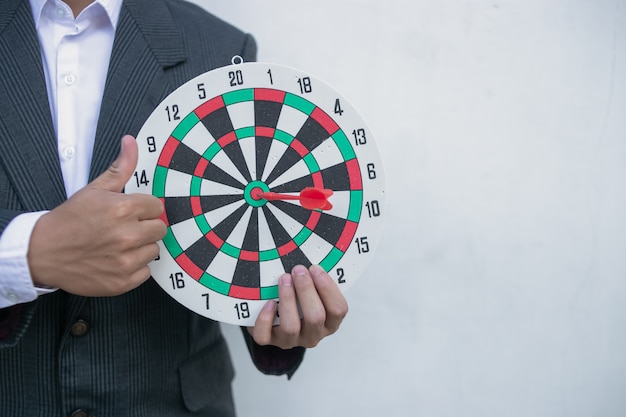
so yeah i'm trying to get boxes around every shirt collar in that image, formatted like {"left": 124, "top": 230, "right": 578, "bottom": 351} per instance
{"left": 29, "top": 0, "right": 122, "bottom": 29}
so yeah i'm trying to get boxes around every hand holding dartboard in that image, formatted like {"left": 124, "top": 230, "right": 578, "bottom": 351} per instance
{"left": 125, "top": 60, "right": 385, "bottom": 326}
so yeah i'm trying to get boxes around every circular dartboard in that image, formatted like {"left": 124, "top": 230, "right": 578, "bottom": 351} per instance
{"left": 126, "top": 61, "right": 385, "bottom": 326}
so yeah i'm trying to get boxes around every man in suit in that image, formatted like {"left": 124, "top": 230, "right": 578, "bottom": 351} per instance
{"left": 0, "top": 0, "right": 348, "bottom": 415}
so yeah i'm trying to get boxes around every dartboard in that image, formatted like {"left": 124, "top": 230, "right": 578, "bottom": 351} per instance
{"left": 126, "top": 61, "right": 385, "bottom": 326}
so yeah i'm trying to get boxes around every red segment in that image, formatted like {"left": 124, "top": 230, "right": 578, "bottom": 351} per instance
{"left": 345, "top": 158, "right": 363, "bottom": 190}
{"left": 255, "top": 88, "right": 286, "bottom": 103}
{"left": 194, "top": 158, "right": 209, "bottom": 177}
{"left": 311, "top": 171, "right": 324, "bottom": 188}
{"left": 311, "top": 107, "right": 339, "bottom": 134}
{"left": 290, "top": 138, "right": 309, "bottom": 157}
{"left": 157, "top": 137, "right": 179, "bottom": 167}
{"left": 190, "top": 196, "right": 203, "bottom": 216}
{"left": 175, "top": 253, "right": 203, "bottom": 280}
{"left": 229, "top": 285, "right": 260, "bottom": 300}
{"left": 217, "top": 131, "right": 237, "bottom": 147}
{"left": 205, "top": 230, "right": 224, "bottom": 249}
{"left": 335, "top": 220, "right": 358, "bottom": 252}
{"left": 239, "top": 250, "right": 260, "bottom": 262}
{"left": 277, "top": 240, "right": 298, "bottom": 256}
{"left": 195, "top": 96, "right": 225, "bottom": 119}
{"left": 305, "top": 210, "right": 321, "bottom": 230}
{"left": 159, "top": 198, "right": 169, "bottom": 226}
{"left": 255, "top": 126, "right": 275, "bottom": 138}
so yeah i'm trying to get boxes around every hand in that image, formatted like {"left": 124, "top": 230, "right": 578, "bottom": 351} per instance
{"left": 248, "top": 265, "right": 349, "bottom": 349}
{"left": 27, "top": 135, "right": 167, "bottom": 297}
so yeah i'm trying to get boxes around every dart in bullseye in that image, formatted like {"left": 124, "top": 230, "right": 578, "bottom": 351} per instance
{"left": 251, "top": 187, "right": 334, "bottom": 210}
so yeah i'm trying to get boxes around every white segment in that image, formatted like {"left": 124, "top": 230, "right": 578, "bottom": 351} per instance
{"left": 164, "top": 170, "right": 192, "bottom": 197}
{"left": 267, "top": 159, "right": 311, "bottom": 189}
{"left": 238, "top": 137, "right": 258, "bottom": 180}
{"left": 181, "top": 122, "right": 216, "bottom": 156}
{"left": 169, "top": 217, "right": 204, "bottom": 251}
{"left": 227, "top": 101, "right": 254, "bottom": 130}
{"left": 260, "top": 138, "right": 289, "bottom": 182}
{"left": 199, "top": 178, "right": 242, "bottom": 196}
{"left": 275, "top": 104, "right": 309, "bottom": 136}
{"left": 210, "top": 148, "right": 249, "bottom": 185}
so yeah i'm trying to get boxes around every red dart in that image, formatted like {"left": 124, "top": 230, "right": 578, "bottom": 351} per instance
{"left": 253, "top": 187, "right": 334, "bottom": 210}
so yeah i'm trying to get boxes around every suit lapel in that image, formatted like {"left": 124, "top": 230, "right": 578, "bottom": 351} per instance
{"left": 0, "top": 0, "right": 66, "bottom": 209}
{"left": 89, "top": 0, "right": 187, "bottom": 181}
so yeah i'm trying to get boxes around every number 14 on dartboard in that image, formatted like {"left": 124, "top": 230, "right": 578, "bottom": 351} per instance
{"left": 126, "top": 60, "right": 386, "bottom": 326}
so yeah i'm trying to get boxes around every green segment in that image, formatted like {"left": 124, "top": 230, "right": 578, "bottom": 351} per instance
{"left": 274, "top": 129, "right": 293, "bottom": 145}
{"left": 221, "top": 242, "right": 240, "bottom": 259}
{"left": 172, "top": 113, "right": 200, "bottom": 140}
{"left": 190, "top": 176, "right": 203, "bottom": 196}
{"left": 284, "top": 93, "right": 315, "bottom": 115}
{"left": 347, "top": 190, "right": 363, "bottom": 222}
{"left": 203, "top": 142, "right": 222, "bottom": 159}
{"left": 261, "top": 285, "right": 279, "bottom": 300}
{"left": 153, "top": 166, "right": 168, "bottom": 198}
{"left": 332, "top": 130, "right": 356, "bottom": 160}
{"left": 235, "top": 126, "right": 255, "bottom": 139}
{"left": 293, "top": 227, "right": 313, "bottom": 247}
{"left": 302, "top": 153, "right": 320, "bottom": 173}
{"left": 259, "top": 248, "right": 280, "bottom": 261}
{"left": 320, "top": 247, "right": 345, "bottom": 271}
{"left": 199, "top": 273, "right": 230, "bottom": 296}
{"left": 163, "top": 228, "right": 183, "bottom": 258}
{"left": 194, "top": 214, "right": 211, "bottom": 235}
{"left": 223, "top": 89, "right": 254, "bottom": 105}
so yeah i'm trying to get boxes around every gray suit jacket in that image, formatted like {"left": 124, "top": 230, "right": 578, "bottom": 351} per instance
{"left": 0, "top": 1, "right": 303, "bottom": 415}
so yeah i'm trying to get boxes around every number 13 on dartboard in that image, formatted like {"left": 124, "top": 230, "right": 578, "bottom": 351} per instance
{"left": 126, "top": 60, "right": 386, "bottom": 326}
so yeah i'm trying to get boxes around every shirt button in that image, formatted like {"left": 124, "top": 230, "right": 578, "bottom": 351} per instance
{"left": 63, "top": 146, "right": 76, "bottom": 159}
{"left": 70, "top": 409, "right": 89, "bottom": 417}
{"left": 70, "top": 319, "right": 89, "bottom": 337}
{"left": 64, "top": 73, "right": 76, "bottom": 86}
{"left": 55, "top": 6, "right": 66, "bottom": 17}
{"left": 6, "top": 291, "right": 19, "bottom": 303}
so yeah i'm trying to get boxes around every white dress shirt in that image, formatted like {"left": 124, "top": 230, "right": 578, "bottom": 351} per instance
{"left": 0, "top": 0, "right": 121, "bottom": 308}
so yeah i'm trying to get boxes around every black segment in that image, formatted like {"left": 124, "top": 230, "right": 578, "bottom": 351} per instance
{"left": 163, "top": 197, "right": 193, "bottom": 226}
{"left": 271, "top": 175, "right": 314, "bottom": 194}
{"left": 232, "top": 260, "right": 260, "bottom": 288}
{"left": 199, "top": 195, "right": 244, "bottom": 212}
{"left": 263, "top": 147, "right": 301, "bottom": 186}
{"left": 222, "top": 141, "right": 253, "bottom": 183}
{"left": 313, "top": 212, "right": 348, "bottom": 246}
{"left": 269, "top": 200, "right": 312, "bottom": 226}
{"left": 254, "top": 136, "right": 273, "bottom": 181}
{"left": 320, "top": 162, "right": 352, "bottom": 191}
{"left": 200, "top": 107, "right": 234, "bottom": 140}
{"left": 261, "top": 205, "right": 294, "bottom": 247}
{"left": 255, "top": 100, "right": 282, "bottom": 128}
{"left": 295, "top": 116, "right": 330, "bottom": 151}
{"left": 280, "top": 247, "right": 312, "bottom": 272}
{"left": 168, "top": 142, "right": 203, "bottom": 177}
{"left": 201, "top": 163, "right": 245, "bottom": 190}
{"left": 211, "top": 203, "right": 249, "bottom": 242}
{"left": 184, "top": 237, "right": 220, "bottom": 272}
{"left": 232, "top": 210, "right": 260, "bottom": 288}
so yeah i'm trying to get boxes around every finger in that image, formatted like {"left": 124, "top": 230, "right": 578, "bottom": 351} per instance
{"left": 90, "top": 135, "right": 138, "bottom": 193}
{"left": 127, "top": 194, "right": 165, "bottom": 221}
{"left": 276, "top": 273, "right": 301, "bottom": 344}
{"left": 291, "top": 265, "right": 326, "bottom": 332}
{"left": 309, "top": 265, "right": 348, "bottom": 334}
{"left": 250, "top": 300, "right": 278, "bottom": 346}
{"left": 136, "top": 218, "right": 167, "bottom": 245}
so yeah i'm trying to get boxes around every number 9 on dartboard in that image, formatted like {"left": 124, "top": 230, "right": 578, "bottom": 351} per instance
{"left": 125, "top": 60, "right": 386, "bottom": 326}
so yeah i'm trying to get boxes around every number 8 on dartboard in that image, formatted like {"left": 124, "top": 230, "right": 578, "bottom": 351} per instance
{"left": 126, "top": 60, "right": 386, "bottom": 326}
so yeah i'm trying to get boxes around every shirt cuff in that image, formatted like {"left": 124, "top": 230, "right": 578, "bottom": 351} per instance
{"left": 0, "top": 211, "right": 56, "bottom": 308}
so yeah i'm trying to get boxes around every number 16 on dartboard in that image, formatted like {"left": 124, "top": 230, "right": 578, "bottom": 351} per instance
{"left": 126, "top": 61, "right": 386, "bottom": 326}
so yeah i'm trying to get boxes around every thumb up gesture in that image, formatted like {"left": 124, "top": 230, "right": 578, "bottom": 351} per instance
{"left": 28, "top": 136, "right": 167, "bottom": 296}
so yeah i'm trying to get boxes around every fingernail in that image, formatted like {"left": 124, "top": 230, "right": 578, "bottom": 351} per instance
{"left": 280, "top": 274, "right": 292, "bottom": 287}
{"left": 264, "top": 300, "right": 276, "bottom": 311}
{"left": 292, "top": 265, "right": 307, "bottom": 276}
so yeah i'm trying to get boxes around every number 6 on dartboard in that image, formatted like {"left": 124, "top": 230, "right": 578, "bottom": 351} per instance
{"left": 125, "top": 61, "right": 386, "bottom": 326}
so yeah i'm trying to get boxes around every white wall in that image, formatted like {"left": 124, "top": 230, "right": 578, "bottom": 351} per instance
{"left": 189, "top": 1, "right": 626, "bottom": 416}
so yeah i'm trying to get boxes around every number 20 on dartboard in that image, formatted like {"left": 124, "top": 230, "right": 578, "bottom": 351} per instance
{"left": 126, "top": 61, "right": 386, "bottom": 326}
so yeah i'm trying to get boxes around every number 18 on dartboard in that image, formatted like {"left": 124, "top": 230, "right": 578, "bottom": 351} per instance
{"left": 125, "top": 60, "right": 386, "bottom": 326}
